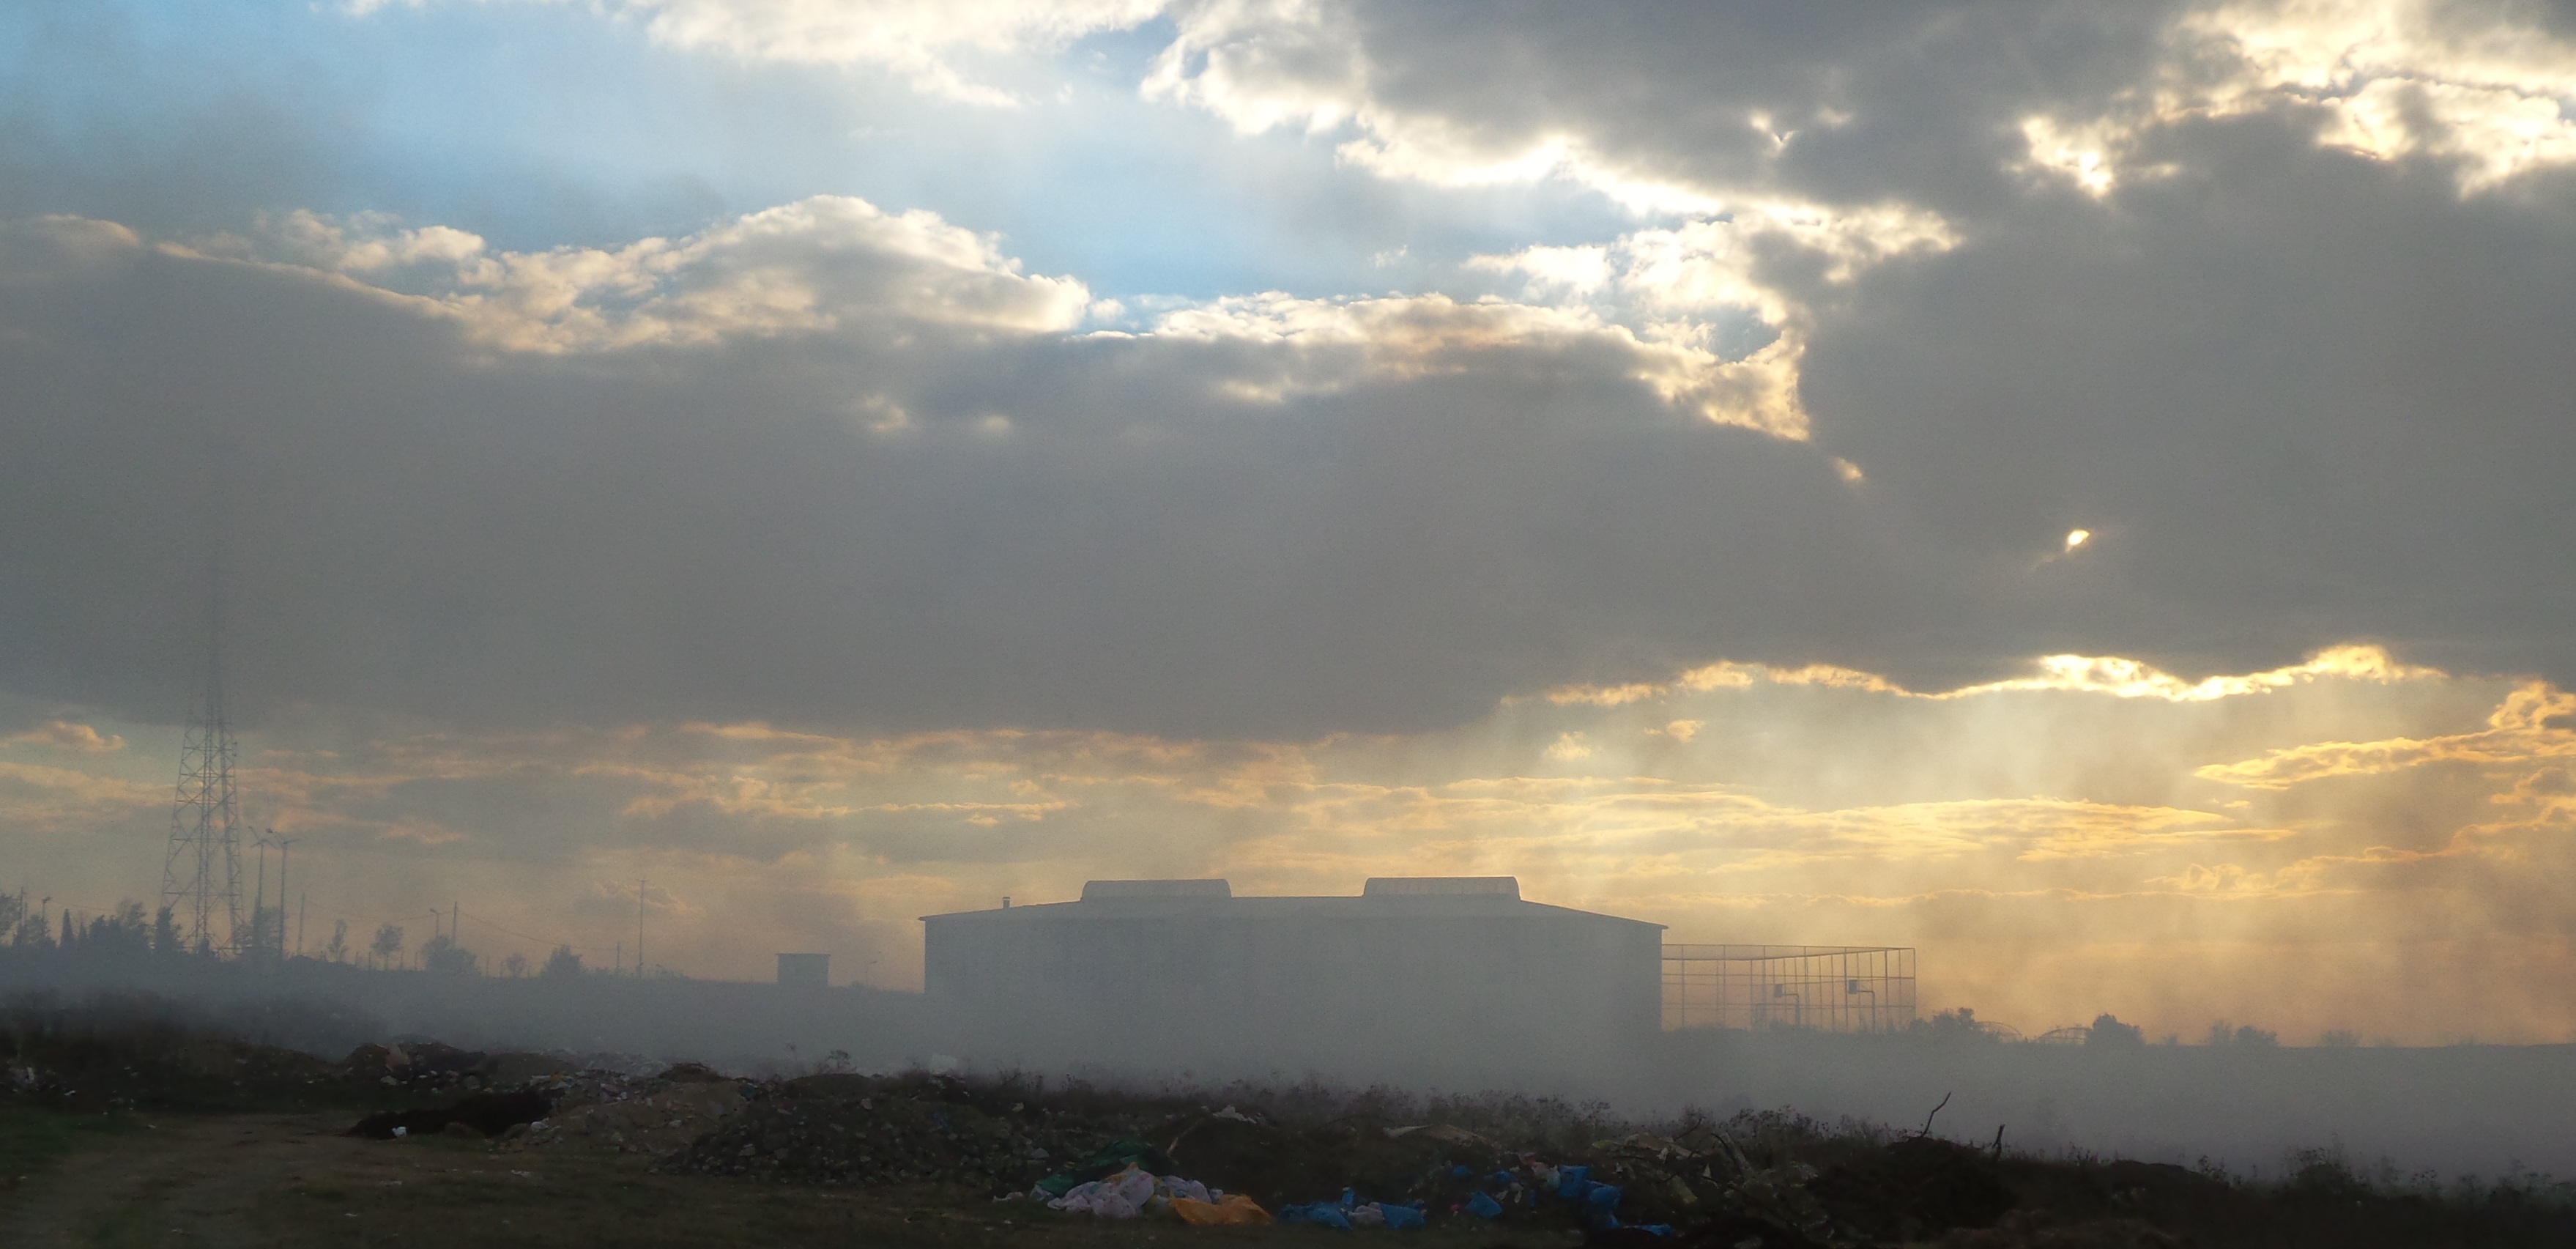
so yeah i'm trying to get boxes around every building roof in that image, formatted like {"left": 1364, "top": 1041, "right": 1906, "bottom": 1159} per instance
{"left": 922, "top": 877, "right": 1663, "bottom": 930}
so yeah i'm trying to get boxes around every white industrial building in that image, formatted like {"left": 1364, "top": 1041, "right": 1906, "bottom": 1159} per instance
{"left": 921, "top": 876, "right": 1663, "bottom": 1078}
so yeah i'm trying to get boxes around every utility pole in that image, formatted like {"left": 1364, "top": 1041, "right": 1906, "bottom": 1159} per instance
{"left": 270, "top": 836, "right": 299, "bottom": 958}
{"left": 636, "top": 876, "right": 646, "bottom": 978}
{"left": 251, "top": 834, "right": 270, "bottom": 956}
{"left": 296, "top": 892, "right": 306, "bottom": 957}
{"left": 450, "top": 901, "right": 459, "bottom": 953}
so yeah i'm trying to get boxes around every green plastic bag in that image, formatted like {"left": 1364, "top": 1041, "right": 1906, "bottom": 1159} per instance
{"left": 1031, "top": 1139, "right": 1174, "bottom": 1198}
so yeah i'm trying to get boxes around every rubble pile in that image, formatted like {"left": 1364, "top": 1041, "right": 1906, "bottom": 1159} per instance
{"left": 664, "top": 1073, "right": 1111, "bottom": 1187}
{"left": 308, "top": 1050, "right": 2041, "bottom": 1244}
{"left": 504, "top": 1064, "right": 751, "bottom": 1156}
{"left": 11, "top": 1001, "right": 2561, "bottom": 1248}
{"left": 636, "top": 1072, "right": 2014, "bottom": 1243}
{"left": 338, "top": 1041, "right": 574, "bottom": 1094}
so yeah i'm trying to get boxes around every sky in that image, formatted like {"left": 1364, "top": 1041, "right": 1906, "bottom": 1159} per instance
{"left": 4, "top": 0, "right": 2576, "bottom": 1042}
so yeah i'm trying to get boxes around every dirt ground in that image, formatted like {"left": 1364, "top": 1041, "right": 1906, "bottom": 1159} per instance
{"left": 0, "top": 1109, "right": 1576, "bottom": 1248}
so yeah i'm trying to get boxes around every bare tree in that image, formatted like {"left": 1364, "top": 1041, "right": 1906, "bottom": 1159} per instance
{"left": 369, "top": 924, "right": 404, "bottom": 971}
{"left": 502, "top": 951, "right": 528, "bottom": 978}
{"left": 323, "top": 919, "right": 349, "bottom": 964}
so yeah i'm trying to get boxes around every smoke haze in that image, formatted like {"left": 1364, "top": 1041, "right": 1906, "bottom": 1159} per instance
{"left": 7, "top": 0, "right": 2576, "bottom": 1174}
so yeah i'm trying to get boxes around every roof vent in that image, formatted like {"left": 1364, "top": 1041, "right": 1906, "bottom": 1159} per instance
{"left": 1081, "top": 879, "right": 1233, "bottom": 900}
{"left": 1363, "top": 876, "right": 1520, "bottom": 899}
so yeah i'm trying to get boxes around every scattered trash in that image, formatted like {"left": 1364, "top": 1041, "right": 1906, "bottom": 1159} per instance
{"left": 1172, "top": 1194, "right": 1272, "bottom": 1225}
{"left": 1280, "top": 1201, "right": 1353, "bottom": 1229}
{"left": 665, "top": 1073, "right": 1120, "bottom": 1187}
{"left": 1031, "top": 1140, "right": 1176, "bottom": 1198}
{"left": 4, "top": 1005, "right": 2559, "bottom": 1247}
{"left": 1277, "top": 1189, "right": 1427, "bottom": 1231}
{"left": 1031, "top": 1161, "right": 1273, "bottom": 1223}
{"left": 321, "top": 1054, "right": 2022, "bottom": 1244}
{"left": 503, "top": 1066, "right": 746, "bottom": 1156}
{"left": 1047, "top": 1164, "right": 1161, "bottom": 1218}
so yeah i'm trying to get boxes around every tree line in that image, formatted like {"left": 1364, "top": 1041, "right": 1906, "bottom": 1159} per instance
{"left": 0, "top": 888, "right": 595, "bottom": 979}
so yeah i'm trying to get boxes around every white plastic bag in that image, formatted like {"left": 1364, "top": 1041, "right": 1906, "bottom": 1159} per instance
{"left": 1048, "top": 1165, "right": 1158, "bottom": 1218}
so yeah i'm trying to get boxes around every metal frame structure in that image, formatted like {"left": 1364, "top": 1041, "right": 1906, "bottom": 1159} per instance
{"left": 1662, "top": 944, "right": 1917, "bottom": 1032}
{"left": 165, "top": 582, "right": 243, "bottom": 955}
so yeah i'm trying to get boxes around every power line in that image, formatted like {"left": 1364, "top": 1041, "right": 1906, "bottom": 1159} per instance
{"left": 457, "top": 909, "right": 619, "bottom": 954}
{"left": 295, "top": 898, "right": 441, "bottom": 928}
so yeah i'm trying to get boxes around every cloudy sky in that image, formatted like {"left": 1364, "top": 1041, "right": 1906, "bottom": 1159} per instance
{"left": 5, "top": 0, "right": 2575, "bottom": 1041}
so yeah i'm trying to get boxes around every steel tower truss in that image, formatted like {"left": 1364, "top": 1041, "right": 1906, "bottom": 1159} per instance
{"left": 165, "top": 593, "right": 243, "bottom": 955}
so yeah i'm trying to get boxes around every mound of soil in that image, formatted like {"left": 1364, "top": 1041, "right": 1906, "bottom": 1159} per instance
{"left": 664, "top": 1076, "right": 1104, "bottom": 1188}
{"left": 1808, "top": 1135, "right": 2016, "bottom": 1241}
{"left": 506, "top": 1066, "right": 750, "bottom": 1156}
{"left": 346, "top": 1089, "right": 554, "bottom": 1140}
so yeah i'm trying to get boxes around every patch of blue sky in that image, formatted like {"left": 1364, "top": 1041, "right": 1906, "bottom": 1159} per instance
{"left": 3, "top": 0, "right": 1649, "bottom": 305}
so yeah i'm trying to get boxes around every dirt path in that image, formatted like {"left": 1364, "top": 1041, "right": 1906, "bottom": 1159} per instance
{"left": 1, "top": 1113, "right": 1551, "bottom": 1247}
{"left": 0, "top": 1113, "right": 360, "bottom": 1248}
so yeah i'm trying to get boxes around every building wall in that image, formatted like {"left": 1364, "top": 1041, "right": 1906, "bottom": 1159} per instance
{"left": 924, "top": 894, "right": 1661, "bottom": 1081}
{"left": 776, "top": 952, "right": 830, "bottom": 988}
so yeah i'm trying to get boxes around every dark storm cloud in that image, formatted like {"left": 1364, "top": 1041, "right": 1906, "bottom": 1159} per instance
{"left": 7, "top": 1, "right": 2576, "bottom": 742}
{"left": 1153, "top": 0, "right": 2576, "bottom": 686}
{"left": 1805, "top": 113, "right": 2576, "bottom": 684}
{"left": 0, "top": 218, "right": 1917, "bottom": 738}
{"left": 1297, "top": 0, "right": 2187, "bottom": 210}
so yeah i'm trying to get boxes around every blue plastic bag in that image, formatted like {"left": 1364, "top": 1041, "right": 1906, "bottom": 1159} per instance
{"left": 1588, "top": 1184, "right": 1622, "bottom": 1211}
{"left": 1464, "top": 1192, "right": 1503, "bottom": 1220}
{"left": 1280, "top": 1202, "right": 1354, "bottom": 1230}
{"left": 1556, "top": 1165, "right": 1592, "bottom": 1201}
{"left": 1381, "top": 1204, "right": 1425, "bottom": 1230}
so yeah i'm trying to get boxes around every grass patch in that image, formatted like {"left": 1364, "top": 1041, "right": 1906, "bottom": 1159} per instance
{"left": 0, "top": 1106, "right": 139, "bottom": 1191}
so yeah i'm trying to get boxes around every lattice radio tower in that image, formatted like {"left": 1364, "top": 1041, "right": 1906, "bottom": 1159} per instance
{"left": 165, "top": 569, "right": 244, "bottom": 955}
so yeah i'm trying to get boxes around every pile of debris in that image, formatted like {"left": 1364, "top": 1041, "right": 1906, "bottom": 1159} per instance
{"left": 338, "top": 1041, "right": 573, "bottom": 1095}
{"left": 664, "top": 1073, "right": 1110, "bottom": 1187}
{"left": 503, "top": 1064, "right": 751, "bottom": 1156}
{"left": 639, "top": 1072, "right": 2019, "bottom": 1244}
{"left": 321, "top": 1049, "right": 2039, "bottom": 1244}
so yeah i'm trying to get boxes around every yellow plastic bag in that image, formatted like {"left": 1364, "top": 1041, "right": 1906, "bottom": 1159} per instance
{"left": 1171, "top": 1195, "right": 1272, "bottom": 1226}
